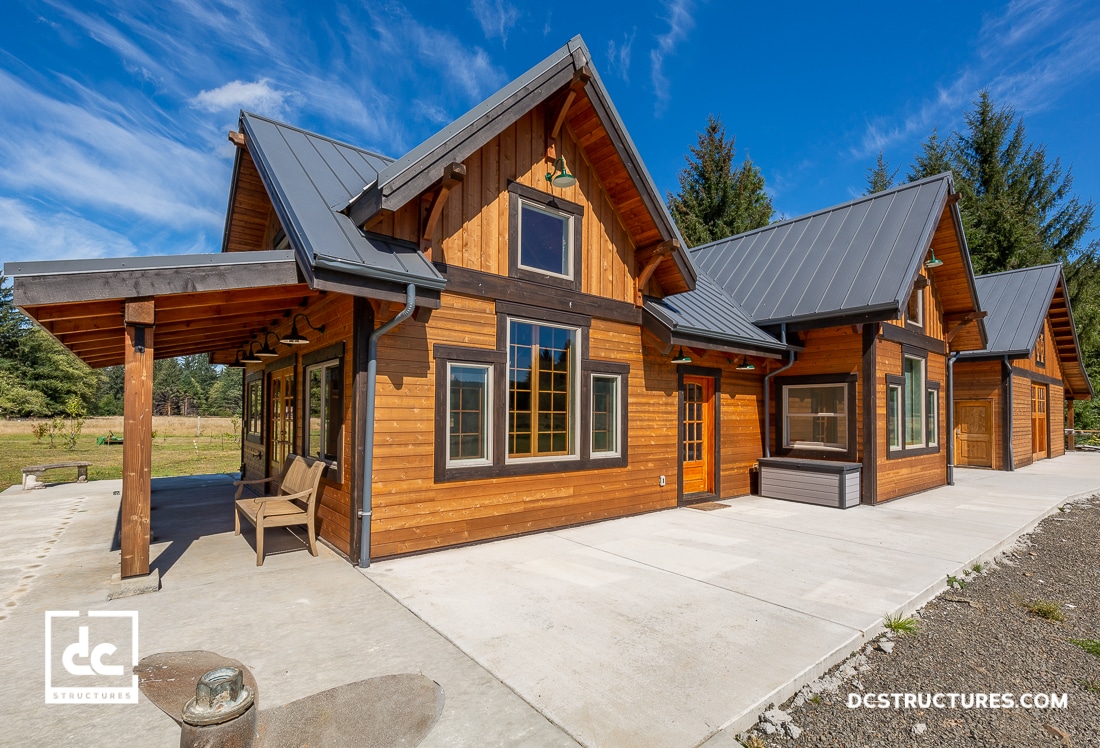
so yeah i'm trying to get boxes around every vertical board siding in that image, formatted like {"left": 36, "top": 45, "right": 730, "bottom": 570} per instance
{"left": 368, "top": 294, "right": 681, "bottom": 558}
{"left": 719, "top": 367, "right": 765, "bottom": 497}
{"left": 240, "top": 294, "right": 356, "bottom": 557}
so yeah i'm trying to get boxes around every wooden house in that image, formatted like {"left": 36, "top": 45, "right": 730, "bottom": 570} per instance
{"left": 953, "top": 265, "right": 1093, "bottom": 470}
{"left": 7, "top": 36, "right": 1085, "bottom": 582}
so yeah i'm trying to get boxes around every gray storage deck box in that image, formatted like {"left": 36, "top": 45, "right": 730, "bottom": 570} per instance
{"left": 757, "top": 457, "right": 862, "bottom": 509}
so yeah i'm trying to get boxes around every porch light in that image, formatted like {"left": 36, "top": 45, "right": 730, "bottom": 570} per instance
{"left": 735, "top": 357, "right": 755, "bottom": 370}
{"left": 225, "top": 351, "right": 246, "bottom": 369}
{"left": 924, "top": 249, "right": 944, "bottom": 269}
{"left": 671, "top": 346, "right": 692, "bottom": 364}
{"left": 239, "top": 342, "right": 263, "bottom": 364}
{"left": 279, "top": 313, "right": 325, "bottom": 345}
{"left": 545, "top": 155, "right": 576, "bottom": 189}
{"left": 255, "top": 332, "right": 279, "bottom": 358}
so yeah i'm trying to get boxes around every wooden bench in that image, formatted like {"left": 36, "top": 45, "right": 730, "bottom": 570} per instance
{"left": 22, "top": 461, "right": 92, "bottom": 490}
{"left": 233, "top": 454, "right": 325, "bottom": 566}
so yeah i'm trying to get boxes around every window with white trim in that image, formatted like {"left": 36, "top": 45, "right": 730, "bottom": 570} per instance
{"left": 906, "top": 288, "right": 923, "bottom": 328}
{"left": 518, "top": 200, "right": 573, "bottom": 279}
{"left": 903, "top": 355, "right": 925, "bottom": 447}
{"left": 784, "top": 384, "right": 848, "bottom": 451}
{"left": 507, "top": 320, "right": 578, "bottom": 459}
{"left": 447, "top": 364, "right": 492, "bottom": 466}
{"left": 305, "top": 359, "right": 341, "bottom": 467}
{"left": 590, "top": 374, "right": 621, "bottom": 457}
{"left": 926, "top": 389, "right": 938, "bottom": 447}
{"left": 887, "top": 383, "right": 902, "bottom": 451}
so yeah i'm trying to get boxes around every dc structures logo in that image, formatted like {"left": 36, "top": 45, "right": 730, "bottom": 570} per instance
{"left": 45, "top": 611, "right": 139, "bottom": 704}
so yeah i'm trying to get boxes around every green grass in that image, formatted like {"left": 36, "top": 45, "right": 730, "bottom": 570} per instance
{"left": 1080, "top": 679, "right": 1100, "bottom": 694}
{"left": 1023, "top": 600, "right": 1065, "bottom": 622}
{"left": 947, "top": 574, "right": 967, "bottom": 589}
{"left": 970, "top": 562, "right": 987, "bottom": 574}
{"left": 0, "top": 417, "right": 241, "bottom": 490}
{"left": 883, "top": 612, "right": 920, "bottom": 636}
{"left": 1069, "top": 639, "right": 1100, "bottom": 658}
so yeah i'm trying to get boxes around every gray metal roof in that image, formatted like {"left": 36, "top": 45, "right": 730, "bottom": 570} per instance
{"left": 4, "top": 250, "right": 295, "bottom": 277}
{"left": 239, "top": 112, "right": 445, "bottom": 290}
{"left": 690, "top": 174, "right": 954, "bottom": 325}
{"left": 645, "top": 272, "right": 787, "bottom": 352}
{"left": 962, "top": 264, "right": 1061, "bottom": 356}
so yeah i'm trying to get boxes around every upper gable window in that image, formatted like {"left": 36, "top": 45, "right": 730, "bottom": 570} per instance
{"left": 1036, "top": 327, "right": 1046, "bottom": 366}
{"left": 906, "top": 288, "right": 923, "bottom": 329}
{"left": 508, "top": 182, "right": 583, "bottom": 291}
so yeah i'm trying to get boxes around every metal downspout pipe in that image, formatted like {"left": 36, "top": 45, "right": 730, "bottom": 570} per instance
{"left": 946, "top": 352, "right": 958, "bottom": 485}
{"left": 763, "top": 324, "right": 796, "bottom": 458}
{"left": 1004, "top": 355, "right": 1015, "bottom": 472}
{"left": 358, "top": 283, "right": 416, "bottom": 568}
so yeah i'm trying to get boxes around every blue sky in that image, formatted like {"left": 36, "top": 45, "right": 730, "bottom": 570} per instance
{"left": 1, "top": 0, "right": 1098, "bottom": 265}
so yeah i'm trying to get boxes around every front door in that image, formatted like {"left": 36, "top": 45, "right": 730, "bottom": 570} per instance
{"left": 955, "top": 399, "right": 993, "bottom": 468}
{"left": 1032, "top": 384, "right": 1048, "bottom": 460}
{"left": 681, "top": 376, "right": 714, "bottom": 496}
{"left": 269, "top": 366, "right": 295, "bottom": 473}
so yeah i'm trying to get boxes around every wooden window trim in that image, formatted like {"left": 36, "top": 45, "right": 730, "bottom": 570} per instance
{"left": 507, "top": 181, "right": 584, "bottom": 291}
{"left": 774, "top": 374, "right": 858, "bottom": 462}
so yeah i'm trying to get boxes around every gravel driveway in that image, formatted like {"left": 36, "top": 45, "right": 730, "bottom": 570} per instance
{"left": 744, "top": 494, "right": 1100, "bottom": 748}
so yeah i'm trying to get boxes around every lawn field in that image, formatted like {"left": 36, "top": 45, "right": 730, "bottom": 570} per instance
{"left": 0, "top": 416, "right": 242, "bottom": 490}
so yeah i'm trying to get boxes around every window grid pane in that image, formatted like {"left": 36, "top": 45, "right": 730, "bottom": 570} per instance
{"left": 508, "top": 321, "right": 575, "bottom": 458}
{"left": 683, "top": 382, "right": 704, "bottom": 461}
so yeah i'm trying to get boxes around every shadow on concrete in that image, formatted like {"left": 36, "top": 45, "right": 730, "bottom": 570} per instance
{"left": 111, "top": 474, "right": 312, "bottom": 577}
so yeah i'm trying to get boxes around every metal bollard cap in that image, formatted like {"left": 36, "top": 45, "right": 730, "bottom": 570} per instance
{"left": 181, "top": 666, "right": 255, "bottom": 726}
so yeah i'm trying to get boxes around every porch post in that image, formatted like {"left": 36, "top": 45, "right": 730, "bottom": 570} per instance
{"left": 121, "top": 299, "right": 154, "bottom": 578}
{"left": 1067, "top": 399, "right": 1075, "bottom": 451}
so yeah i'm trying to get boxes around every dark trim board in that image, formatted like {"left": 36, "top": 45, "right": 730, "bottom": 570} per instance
{"left": 349, "top": 297, "right": 374, "bottom": 562}
{"left": 311, "top": 268, "right": 442, "bottom": 308}
{"left": 880, "top": 323, "right": 947, "bottom": 354}
{"left": 862, "top": 323, "right": 877, "bottom": 504}
{"left": 676, "top": 365, "right": 722, "bottom": 505}
{"left": 1009, "top": 366, "right": 1064, "bottom": 388}
{"left": 436, "top": 263, "right": 642, "bottom": 326}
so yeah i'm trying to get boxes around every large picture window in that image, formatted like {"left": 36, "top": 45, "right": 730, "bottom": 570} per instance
{"left": 784, "top": 384, "right": 847, "bottom": 451}
{"left": 305, "top": 359, "right": 341, "bottom": 467}
{"left": 447, "top": 364, "right": 491, "bottom": 465}
{"left": 508, "top": 320, "right": 577, "bottom": 459}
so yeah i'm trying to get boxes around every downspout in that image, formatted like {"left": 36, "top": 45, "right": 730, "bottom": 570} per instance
{"left": 1003, "top": 356, "right": 1015, "bottom": 472}
{"left": 946, "top": 352, "right": 958, "bottom": 485}
{"left": 358, "top": 283, "right": 416, "bottom": 568}
{"left": 763, "top": 324, "right": 797, "bottom": 458}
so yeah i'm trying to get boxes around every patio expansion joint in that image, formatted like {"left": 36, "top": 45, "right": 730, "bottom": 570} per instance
{"left": 547, "top": 532, "right": 867, "bottom": 636}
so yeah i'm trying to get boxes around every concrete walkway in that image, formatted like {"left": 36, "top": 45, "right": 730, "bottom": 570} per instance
{"left": 365, "top": 454, "right": 1100, "bottom": 747}
{"left": 0, "top": 456, "right": 1097, "bottom": 747}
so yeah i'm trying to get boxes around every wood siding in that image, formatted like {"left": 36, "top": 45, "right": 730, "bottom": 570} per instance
{"left": 875, "top": 339, "right": 947, "bottom": 501}
{"left": 953, "top": 360, "right": 1005, "bottom": 470}
{"left": 240, "top": 293, "right": 356, "bottom": 557}
{"left": 365, "top": 109, "right": 639, "bottom": 303}
{"left": 1012, "top": 374, "right": 1033, "bottom": 469}
{"left": 1050, "top": 383, "right": 1065, "bottom": 458}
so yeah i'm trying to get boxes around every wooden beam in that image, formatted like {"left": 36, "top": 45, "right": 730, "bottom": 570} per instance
{"left": 228, "top": 131, "right": 245, "bottom": 148}
{"left": 945, "top": 310, "right": 988, "bottom": 344}
{"left": 634, "top": 241, "right": 675, "bottom": 306}
{"left": 546, "top": 67, "right": 592, "bottom": 159}
{"left": 25, "top": 299, "right": 123, "bottom": 323}
{"left": 121, "top": 321, "right": 153, "bottom": 579}
{"left": 419, "top": 162, "right": 466, "bottom": 260}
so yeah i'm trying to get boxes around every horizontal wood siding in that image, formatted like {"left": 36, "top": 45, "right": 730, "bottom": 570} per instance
{"left": 366, "top": 109, "right": 638, "bottom": 303}
{"left": 718, "top": 365, "right": 765, "bottom": 498}
{"left": 240, "top": 294, "right": 356, "bottom": 557}
{"left": 875, "top": 338, "right": 947, "bottom": 501}
{"left": 368, "top": 292, "right": 679, "bottom": 558}
{"left": 953, "top": 360, "right": 1004, "bottom": 471}
{"left": 1012, "top": 374, "right": 1033, "bottom": 469}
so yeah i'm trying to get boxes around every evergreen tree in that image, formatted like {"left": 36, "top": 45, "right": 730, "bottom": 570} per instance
{"left": 667, "top": 115, "right": 774, "bottom": 247}
{"left": 908, "top": 127, "right": 953, "bottom": 182}
{"left": 865, "top": 151, "right": 899, "bottom": 194}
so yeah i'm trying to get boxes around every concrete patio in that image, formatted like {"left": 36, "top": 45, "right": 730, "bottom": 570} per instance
{"left": 0, "top": 454, "right": 1097, "bottom": 747}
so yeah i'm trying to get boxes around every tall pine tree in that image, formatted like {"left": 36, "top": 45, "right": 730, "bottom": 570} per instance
{"left": 667, "top": 115, "right": 773, "bottom": 247}
{"left": 865, "top": 151, "right": 899, "bottom": 194}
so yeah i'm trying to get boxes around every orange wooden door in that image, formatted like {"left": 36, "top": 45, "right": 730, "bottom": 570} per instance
{"left": 269, "top": 367, "right": 295, "bottom": 473}
{"left": 955, "top": 400, "right": 993, "bottom": 468}
{"left": 682, "top": 376, "right": 714, "bottom": 495}
{"left": 1032, "top": 384, "right": 1048, "bottom": 460}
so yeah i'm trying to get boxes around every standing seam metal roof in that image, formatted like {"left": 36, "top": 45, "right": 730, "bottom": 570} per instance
{"left": 689, "top": 174, "right": 954, "bottom": 324}
{"left": 239, "top": 112, "right": 445, "bottom": 290}
{"left": 962, "top": 264, "right": 1061, "bottom": 355}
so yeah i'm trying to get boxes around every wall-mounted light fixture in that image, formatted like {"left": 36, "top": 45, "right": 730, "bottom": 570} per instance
{"left": 544, "top": 155, "right": 576, "bottom": 189}
{"left": 735, "top": 357, "right": 756, "bottom": 370}
{"left": 671, "top": 346, "right": 692, "bottom": 364}
{"left": 924, "top": 249, "right": 944, "bottom": 269}
{"left": 255, "top": 332, "right": 279, "bottom": 358}
{"left": 279, "top": 313, "right": 326, "bottom": 345}
{"left": 225, "top": 351, "right": 246, "bottom": 369}
{"left": 239, "top": 342, "right": 263, "bottom": 364}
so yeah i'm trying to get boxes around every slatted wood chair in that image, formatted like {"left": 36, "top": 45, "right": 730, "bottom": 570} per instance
{"left": 233, "top": 454, "right": 326, "bottom": 566}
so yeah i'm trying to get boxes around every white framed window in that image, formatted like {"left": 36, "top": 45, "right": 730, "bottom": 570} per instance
{"left": 926, "top": 388, "right": 938, "bottom": 447}
{"left": 506, "top": 319, "right": 579, "bottom": 461}
{"left": 903, "top": 356, "right": 925, "bottom": 447}
{"left": 590, "top": 374, "right": 621, "bottom": 458}
{"left": 783, "top": 384, "right": 848, "bottom": 451}
{"left": 518, "top": 199, "right": 573, "bottom": 279}
{"left": 446, "top": 363, "right": 492, "bottom": 466}
{"left": 906, "top": 288, "right": 924, "bottom": 328}
{"left": 887, "top": 383, "right": 902, "bottom": 451}
{"left": 305, "top": 359, "right": 341, "bottom": 467}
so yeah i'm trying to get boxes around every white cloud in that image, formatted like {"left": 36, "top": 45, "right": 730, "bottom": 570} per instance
{"left": 193, "top": 79, "right": 295, "bottom": 118}
{"left": 650, "top": 0, "right": 695, "bottom": 116}
{"left": 470, "top": 0, "right": 521, "bottom": 46}
{"left": 608, "top": 29, "right": 636, "bottom": 83}
{"left": 0, "top": 197, "right": 140, "bottom": 261}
